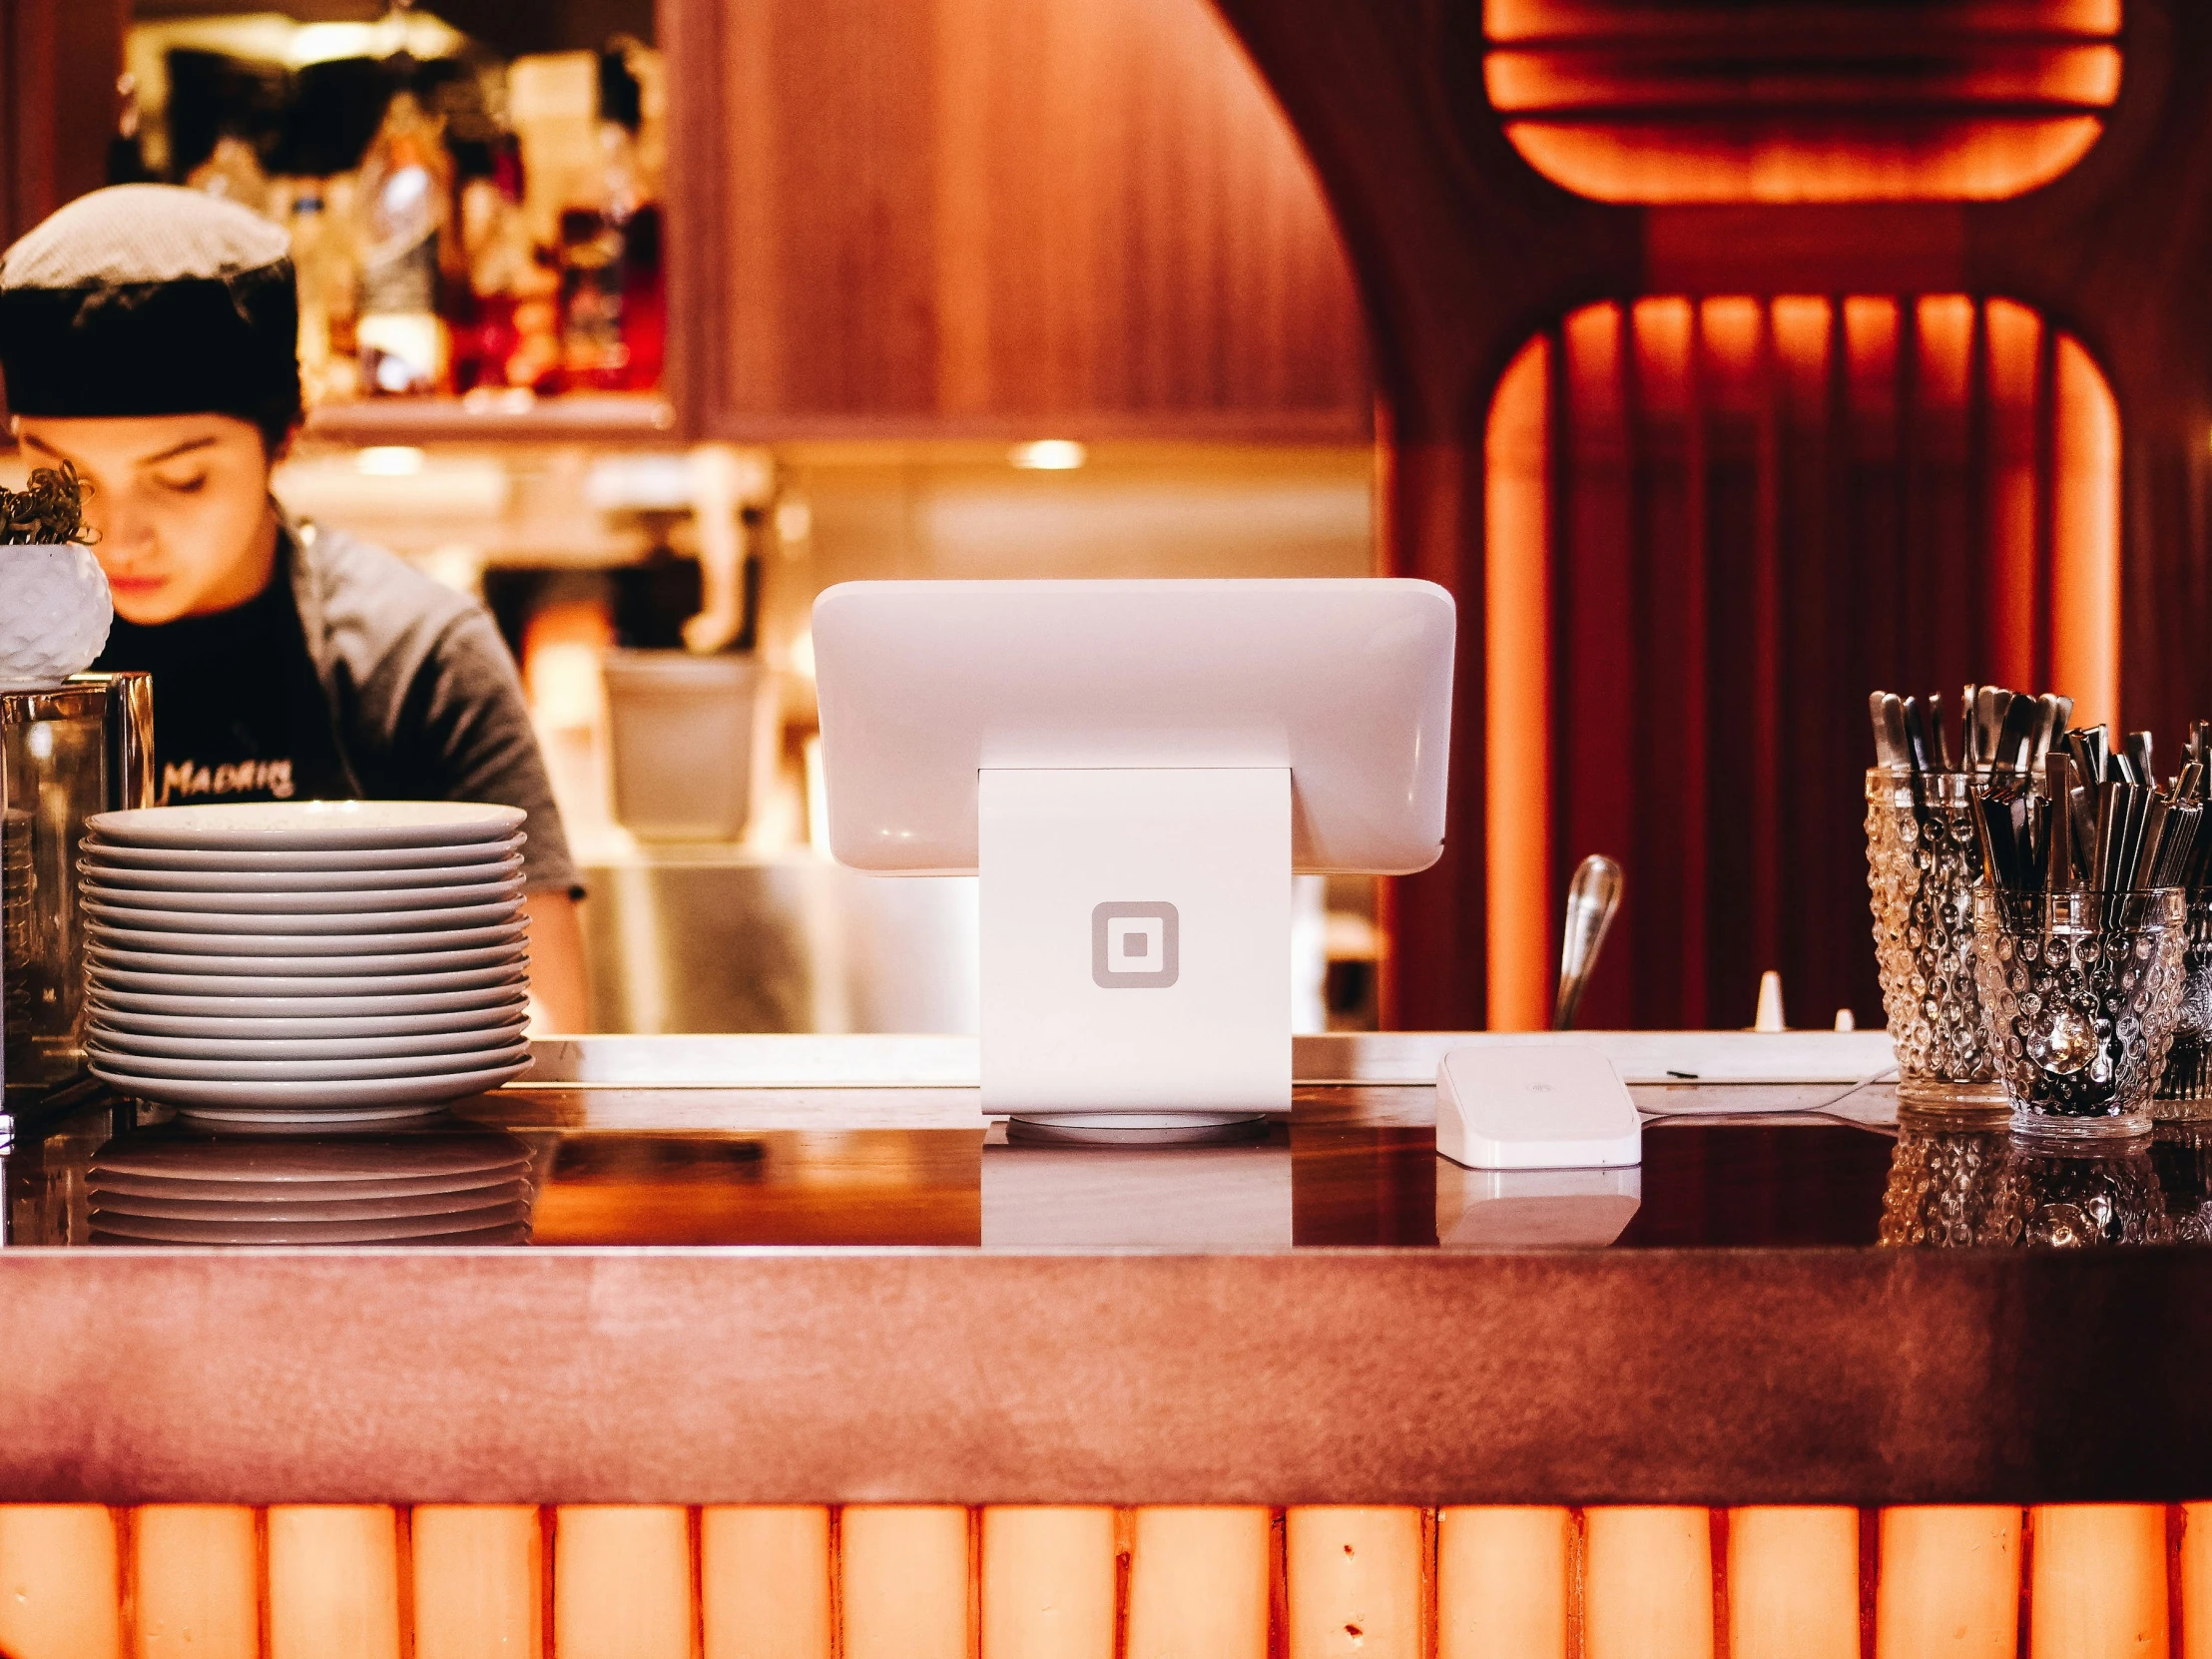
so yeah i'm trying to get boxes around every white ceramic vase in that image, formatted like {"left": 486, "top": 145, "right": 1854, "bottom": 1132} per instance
{"left": 0, "top": 544, "right": 112, "bottom": 690}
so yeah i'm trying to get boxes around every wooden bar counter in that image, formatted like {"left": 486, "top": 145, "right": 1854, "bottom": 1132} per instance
{"left": 2, "top": 1031, "right": 2209, "bottom": 1655}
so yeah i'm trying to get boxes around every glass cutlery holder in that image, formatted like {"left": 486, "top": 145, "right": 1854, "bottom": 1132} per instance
{"left": 1865, "top": 768, "right": 2002, "bottom": 1112}
{"left": 2154, "top": 894, "right": 2212, "bottom": 1114}
{"left": 1971, "top": 886, "right": 2189, "bottom": 1139}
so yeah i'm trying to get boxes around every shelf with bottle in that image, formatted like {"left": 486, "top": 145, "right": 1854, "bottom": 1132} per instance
{"left": 128, "top": 21, "right": 669, "bottom": 430}
{"left": 301, "top": 389, "right": 676, "bottom": 445}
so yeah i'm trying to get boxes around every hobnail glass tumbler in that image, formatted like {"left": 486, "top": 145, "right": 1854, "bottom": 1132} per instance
{"left": 1971, "top": 886, "right": 2189, "bottom": 1139}
{"left": 1865, "top": 768, "right": 2002, "bottom": 1115}
{"left": 2154, "top": 895, "right": 2212, "bottom": 1116}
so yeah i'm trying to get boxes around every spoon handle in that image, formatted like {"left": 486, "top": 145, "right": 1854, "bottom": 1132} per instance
{"left": 1553, "top": 853, "right": 1625, "bottom": 1031}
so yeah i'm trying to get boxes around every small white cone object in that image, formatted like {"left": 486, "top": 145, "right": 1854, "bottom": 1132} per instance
{"left": 0, "top": 545, "right": 112, "bottom": 689}
{"left": 1754, "top": 969, "right": 1787, "bottom": 1032}
{"left": 1834, "top": 1007, "right": 1857, "bottom": 1032}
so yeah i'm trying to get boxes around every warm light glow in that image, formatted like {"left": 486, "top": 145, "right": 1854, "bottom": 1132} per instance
{"left": 0, "top": 1495, "right": 2200, "bottom": 1649}
{"left": 1484, "top": 335, "right": 1553, "bottom": 1033}
{"left": 1009, "top": 440, "right": 1087, "bottom": 471}
{"left": 2030, "top": 1506, "right": 2168, "bottom": 1655}
{"left": 1584, "top": 1508, "right": 1713, "bottom": 1659}
{"left": 2053, "top": 334, "right": 2120, "bottom": 731}
{"left": 555, "top": 1508, "right": 694, "bottom": 1658}
{"left": 1438, "top": 1508, "right": 1572, "bottom": 1657}
{"left": 1875, "top": 1507, "right": 2021, "bottom": 1658}
{"left": 1730, "top": 1509, "right": 1860, "bottom": 1659}
{"left": 1482, "top": 293, "right": 2121, "bottom": 1029}
{"left": 0, "top": 1507, "right": 121, "bottom": 1658}
{"left": 267, "top": 1507, "right": 401, "bottom": 1659}
{"left": 354, "top": 445, "right": 425, "bottom": 477}
{"left": 413, "top": 1507, "right": 542, "bottom": 1658}
{"left": 1482, "top": 1, "right": 2121, "bottom": 204}
{"left": 1986, "top": 297, "right": 2044, "bottom": 695}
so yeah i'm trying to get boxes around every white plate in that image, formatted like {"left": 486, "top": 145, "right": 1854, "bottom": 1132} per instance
{"left": 83, "top": 893, "right": 521, "bottom": 932}
{"left": 93, "top": 1132, "right": 532, "bottom": 1186}
{"left": 88, "top": 1054, "right": 533, "bottom": 1108}
{"left": 168, "top": 1104, "right": 460, "bottom": 1132}
{"left": 87, "top": 1202, "right": 531, "bottom": 1245}
{"left": 92, "top": 1172, "right": 526, "bottom": 1208}
{"left": 94, "top": 1220, "right": 531, "bottom": 1245}
{"left": 87, "top": 918, "right": 526, "bottom": 955}
{"left": 88, "top": 1038, "right": 531, "bottom": 1082}
{"left": 87, "top": 801, "right": 526, "bottom": 851}
{"left": 89, "top": 979, "right": 528, "bottom": 1019}
{"left": 90, "top": 1022, "right": 528, "bottom": 1062}
{"left": 80, "top": 854, "right": 525, "bottom": 891}
{"left": 85, "top": 997, "right": 529, "bottom": 1040}
{"left": 92, "top": 1181, "right": 529, "bottom": 1223}
{"left": 88, "top": 942, "right": 528, "bottom": 981}
{"left": 82, "top": 835, "right": 525, "bottom": 874}
{"left": 79, "top": 874, "right": 525, "bottom": 912}
{"left": 97, "top": 1222, "right": 533, "bottom": 1244}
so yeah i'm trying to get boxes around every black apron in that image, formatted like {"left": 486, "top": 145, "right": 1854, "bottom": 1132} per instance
{"left": 93, "top": 529, "right": 353, "bottom": 805}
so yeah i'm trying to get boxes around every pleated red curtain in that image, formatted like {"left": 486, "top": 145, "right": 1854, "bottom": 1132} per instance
{"left": 1484, "top": 294, "right": 2118, "bottom": 1031}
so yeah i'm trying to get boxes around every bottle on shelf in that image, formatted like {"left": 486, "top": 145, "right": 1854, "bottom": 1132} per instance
{"left": 556, "top": 42, "right": 665, "bottom": 393}
{"left": 355, "top": 89, "right": 451, "bottom": 396}
{"left": 450, "top": 131, "right": 561, "bottom": 393}
{"left": 290, "top": 191, "right": 362, "bottom": 405}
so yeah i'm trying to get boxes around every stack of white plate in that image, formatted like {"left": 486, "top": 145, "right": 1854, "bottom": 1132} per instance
{"left": 80, "top": 801, "right": 535, "bottom": 1130}
{"left": 89, "top": 1130, "right": 536, "bottom": 1245}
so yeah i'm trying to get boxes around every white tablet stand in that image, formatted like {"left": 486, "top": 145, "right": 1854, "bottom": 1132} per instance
{"left": 983, "top": 767, "right": 1289, "bottom": 1138}
{"left": 813, "top": 579, "right": 1456, "bottom": 1145}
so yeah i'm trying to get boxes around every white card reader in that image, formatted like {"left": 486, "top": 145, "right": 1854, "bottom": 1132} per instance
{"left": 1434, "top": 1044, "right": 1643, "bottom": 1171}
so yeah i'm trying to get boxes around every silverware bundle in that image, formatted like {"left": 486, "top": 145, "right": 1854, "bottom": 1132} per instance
{"left": 1868, "top": 685, "right": 2210, "bottom": 897}
{"left": 1867, "top": 685, "right": 2071, "bottom": 782}
{"left": 1866, "top": 684, "right": 2212, "bottom": 897}
{"left": 1971, "top": 722, "right": 2207, "bottom": 897}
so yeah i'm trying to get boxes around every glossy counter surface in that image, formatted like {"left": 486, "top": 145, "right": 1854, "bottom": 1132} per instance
{"left": 3, "top": 1034, "right": 2210, "bottom": 1507}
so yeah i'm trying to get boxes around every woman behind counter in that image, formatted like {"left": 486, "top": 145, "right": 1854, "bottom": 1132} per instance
{"left": 0, "top": 185, "right": 588, "bottom": 1030}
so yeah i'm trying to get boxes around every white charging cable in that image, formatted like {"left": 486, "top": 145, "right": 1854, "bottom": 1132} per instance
{"left": 1635, "top": 1066, "right": 1902, "bottom": 1134}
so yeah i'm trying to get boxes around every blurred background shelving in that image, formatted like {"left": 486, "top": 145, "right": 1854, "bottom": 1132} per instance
{"left": 0, "top": 0, "right": 1386, "bottom": 1040}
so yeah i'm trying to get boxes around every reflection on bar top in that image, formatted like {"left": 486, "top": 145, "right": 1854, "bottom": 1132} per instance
{"left": 9, "top": 1075, "right": 2204, "bottom": 1254}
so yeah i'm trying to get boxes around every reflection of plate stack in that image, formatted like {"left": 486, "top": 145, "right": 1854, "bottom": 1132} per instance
{"left": 89, "top": 1129, "right": 537, "bottom": 1245}
{"left": 79, "top": 801, "right": 536, "bottom": 1130}
{"left": 3, "top": 808, "right": 35, "bottom": 1057}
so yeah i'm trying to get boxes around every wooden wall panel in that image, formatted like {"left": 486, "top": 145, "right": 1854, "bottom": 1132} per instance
{"left": 673, "top": 0, "right": 1372, "bottom": 437}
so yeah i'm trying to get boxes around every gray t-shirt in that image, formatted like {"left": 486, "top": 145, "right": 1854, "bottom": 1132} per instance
{"left": 284, "top": 517, "right": 580, "bottom": 894}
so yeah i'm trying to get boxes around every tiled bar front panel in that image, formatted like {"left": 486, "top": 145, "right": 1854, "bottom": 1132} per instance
{"left": 0, "top": 1502, "right": 2200, "bottom": 1657}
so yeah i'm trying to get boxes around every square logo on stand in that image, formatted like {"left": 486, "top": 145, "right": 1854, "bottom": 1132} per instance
{"left": 1091, "top": 901, "right": 1179, "bottom": 988}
